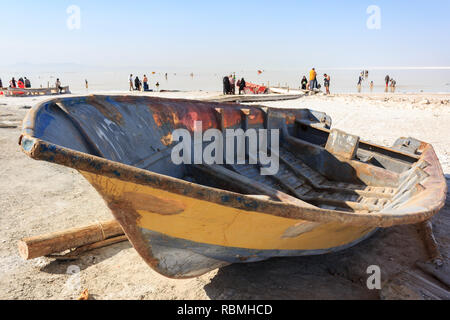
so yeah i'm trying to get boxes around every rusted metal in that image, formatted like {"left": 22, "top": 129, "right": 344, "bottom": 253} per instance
{"left": 18, "top": 95, "right": 447, "bottom": 278}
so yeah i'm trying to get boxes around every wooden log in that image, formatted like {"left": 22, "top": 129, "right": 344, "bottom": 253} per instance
{"left": 49, "top": 235, "right": 129, "bottom": 260}
{"left": 18, "top": 220, "right": 124, "bottom": 260}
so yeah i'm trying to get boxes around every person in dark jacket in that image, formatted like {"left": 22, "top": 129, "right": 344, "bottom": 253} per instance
{"left": 223, "top": 76, "right": 230, "bottom": 95}
{"left": 238, "top": 78, "right": 246, "bottom": 95}
{"left": 0, "top": 78, "right": 3, "bottom": 88}
{"left": 24, "top": 77, "right": 31, "bottom": 88}
{"left": 301, "top": 76, "right": 308, "bottom": 90}
{"left": 135, "top": 76, "right": 141, "bottom": 91}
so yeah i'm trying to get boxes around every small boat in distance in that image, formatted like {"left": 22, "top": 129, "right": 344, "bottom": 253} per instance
{"left": 19, "top": 95, "right": 446, "bottom": 278}
{"left": 1, "top": 86, "right": 71, "bottom": 97}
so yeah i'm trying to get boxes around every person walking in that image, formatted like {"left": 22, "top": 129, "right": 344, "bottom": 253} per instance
{"left": 238, "top": 78, "right": 246, "bottom": 95}
{"left": 301, "top": 76, "right": 308, "bottom": 90}
{"left": 309, "top": 68, "right": 317, "bottom": 91}
{"left": 323, "top": 74, "right": 330, "bottom": 95}
{"left": 129, "top": 74, "right": 134, "bottom": 91}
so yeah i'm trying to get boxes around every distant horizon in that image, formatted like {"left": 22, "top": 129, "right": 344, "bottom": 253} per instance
{"left": 2, "top": 62, "right": 450, "bottom": 73}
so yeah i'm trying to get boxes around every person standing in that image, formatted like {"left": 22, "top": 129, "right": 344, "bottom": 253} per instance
{"left": 309, "top": 68, "right": 317, "bottom": 91}
{"left": 357, "top": 75, "right": 363, "bottom": 93}
{"left": 238, "top": 78, "right": 246, "bottom": 95}
{"left": 134, "top": 76, "right": 141, "bottom": 91}
{"left": 155, "top": 82, "right": 160, "bottom": 92}
{"left": 0, "top": 78, "right": 2, "bottom": 88}
{"left": 385, "top": 75, "right": 390, "bottom": 92}
{"left": 55, "top": 78, "right": 63, "bottom": 93}
{"left": 223, "top": 76, "right": 230, "bottom": 95}
{"left": 143, "top": 75, "right": 149, "bottom": 91}
{"left": 229, "top": 75, "right": 235, "bottom": 95}
{"left": 85, "top": 79, "right": 89, "bottom": 90}
{"left": 129, "top": 74, "right": 134, "bottom": 91}
{"left": 370, "top": 81, "right": 374, "bottom": 92}
{"left": 17, "top": 78, "right": 25, "bottom": 89}
{"left": 24, "top": 77, "right": 31, "bottom": 88}
{"left": 10, "top": 77, "right": 17, "bottom": 88}
{"left": 301, "top": 76, "right": 308, "bottom": 90}
{"left": 323, "top": 74, "right": 330, "bottom": 95}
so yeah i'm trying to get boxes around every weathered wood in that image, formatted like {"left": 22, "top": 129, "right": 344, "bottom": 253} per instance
{"left": 18, "top": 220, "right": 124, "bottom": 260}
{"left": 380, "top": 270, "right": 450, "bottom": 300}
{"left": 49, "top": 235, "right": 128, "bottom": 260}
{"left": 416, "top": 261, "right": 450, "bottom": 288}
{"left": 417, "top": 220, "right": 443, "bottom": 265}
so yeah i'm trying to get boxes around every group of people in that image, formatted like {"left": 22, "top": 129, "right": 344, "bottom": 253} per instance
{"left": 0, "top": 76, "right": 65, "bottom": 93}
{"left": 357, "top": 73, "right": 398, "bottom": 93}
{"left": 129, "top": 74, "right": 159, "bottom": 92}
{"left": 385, "top": 75, "right": 397, "bottom": 92}
{"left": 2, "top": 77, "right": 32, "bottom": 89}
{"left": 223, "top": 74, "right": 246, "bottom": 95}
{"left": 301, "top": 68, "right": 331, "bottom": 94}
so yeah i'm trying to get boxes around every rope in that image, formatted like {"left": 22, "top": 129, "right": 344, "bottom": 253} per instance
{"left": 97, "top": 221, "right": 106, "bottom": 240}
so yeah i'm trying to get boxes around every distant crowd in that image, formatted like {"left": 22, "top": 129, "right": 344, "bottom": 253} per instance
{"left": 301, "top": 68, "right": 331, "bottom": 94}
{"left": 0, "top": 76, "right": 65, "bottom": 93}
{"left": 357, "top": 71, "right": 397, "bottom": 93}
{"left": 129, "top": 74, "right": 162, "bottom": 92}
{"left": 223, "top": 74, "right": 247, "bottom": 95}
{"left": 301, "top": 68, "right": 399, "bottom": 94}
{"left": 1, "top": 77, "right": 32, "bottom": 89}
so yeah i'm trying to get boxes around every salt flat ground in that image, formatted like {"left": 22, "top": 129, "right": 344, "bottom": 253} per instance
{"left": 0, "top": 91, "right": 449, "bottom": 300}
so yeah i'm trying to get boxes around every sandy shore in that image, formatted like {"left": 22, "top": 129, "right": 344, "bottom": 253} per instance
{"left": 0, "top": 91, "right": 449, "bottom": 300}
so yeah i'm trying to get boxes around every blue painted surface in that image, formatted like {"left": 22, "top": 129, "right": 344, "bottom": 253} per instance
{"left": 141, "top": 228, "right": 377, "bottom": 264}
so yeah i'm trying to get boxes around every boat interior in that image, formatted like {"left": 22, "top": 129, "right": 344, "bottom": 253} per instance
{"left": 26, "top": 96, "right": 429, "bottom": 214}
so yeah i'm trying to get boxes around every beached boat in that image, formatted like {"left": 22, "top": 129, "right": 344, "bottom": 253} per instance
{"left": 20, "top": 95, "right": 446, "bottom": 278}
{"left": 1, "top": 86, "right": 70, "bottom": 97}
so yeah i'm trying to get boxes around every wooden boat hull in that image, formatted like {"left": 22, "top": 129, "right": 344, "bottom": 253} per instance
{"left": 80, "top": 170, "right": 377, "bottom": 278}
{"left": 20, "top": 95, "right": 446, "bottom": 278}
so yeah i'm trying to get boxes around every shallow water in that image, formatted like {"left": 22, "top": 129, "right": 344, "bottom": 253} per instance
{"left": 1, "top": 68, "right": 449, "bottom": 94}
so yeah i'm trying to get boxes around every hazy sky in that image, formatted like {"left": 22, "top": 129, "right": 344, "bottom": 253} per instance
{"left": 1, "top": 0, "right": 449, "bottom": 71}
